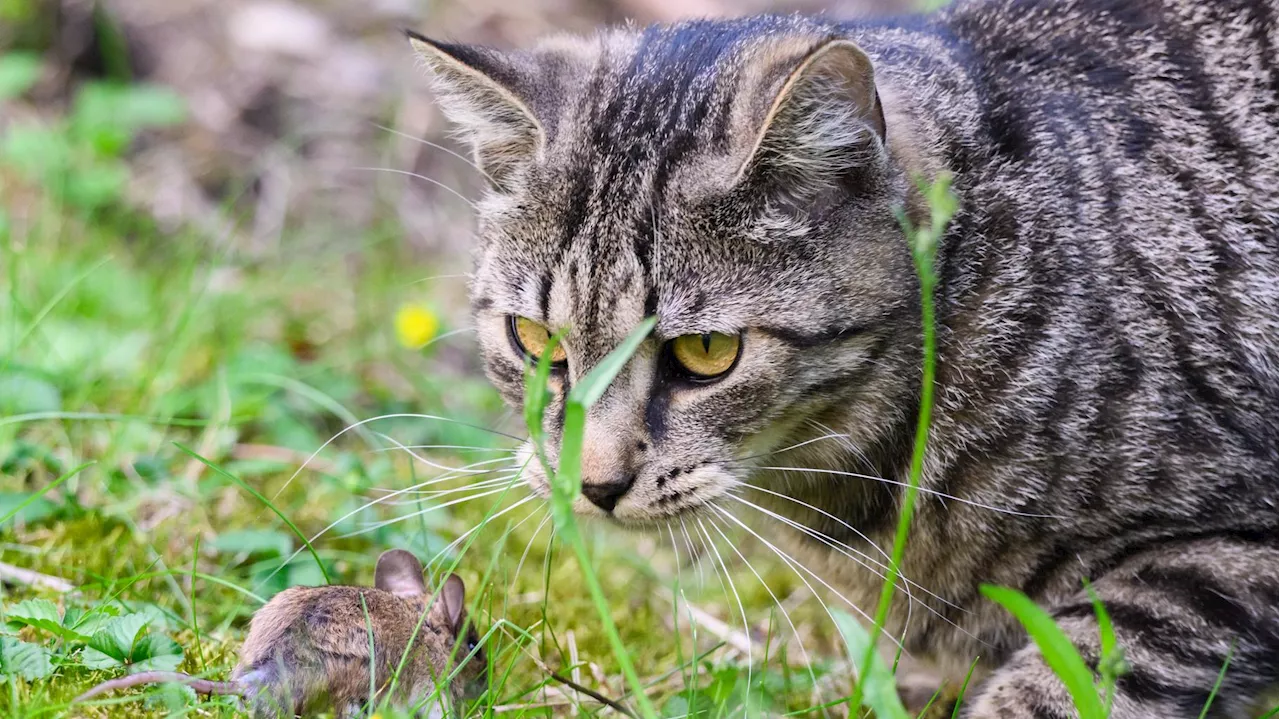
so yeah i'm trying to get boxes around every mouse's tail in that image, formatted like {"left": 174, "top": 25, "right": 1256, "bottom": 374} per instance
{"left": 73, "top": 671, "right": 242, "bottom": 703}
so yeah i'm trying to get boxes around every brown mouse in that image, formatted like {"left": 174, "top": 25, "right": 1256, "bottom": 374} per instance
{"left": 73, "top": 549, "right": 487, "bottom": 717}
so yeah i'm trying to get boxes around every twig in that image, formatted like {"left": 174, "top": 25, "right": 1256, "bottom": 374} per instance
{"left": 551, "top": 673, "right": 637, "bottom": 718}
{"left": 0, "top": 562, "right": 74, "bottom": 593}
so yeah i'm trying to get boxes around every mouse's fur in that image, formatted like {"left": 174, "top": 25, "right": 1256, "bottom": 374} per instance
{"left": 73, "top": 550, "right": 486, "bottom": 718}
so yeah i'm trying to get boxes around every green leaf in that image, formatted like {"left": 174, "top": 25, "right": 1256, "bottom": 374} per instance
{"left": 80, "top": 646, "right": 121, "bottom": 670}
{"left": 210, "top": 529, "right": 293, "bottom": 558}
{"left": 130, "top": 634, "right": 183, "bottom": 673}
{"left": 63, "top": 606, "right": 116, "bottom": 638}
{"left": 0, "top": 53, "right": 41, "bottom": 101}
{"left": 981, "top": 585, "right": 1105, "bottom": 719}
{"left": 830, "top": 611, "right": 909, "bottom": 719}
{"left": 88, "top": 612, "right": 151, "bottom": 662}
{"left": 3, "top": 599, "right": 86, "bottom": 641}
{"left": 0, "top": 636, "right": 54, "bottom": 680}
{"left": 567, "top": 316, "right": 657, "bottom": 408}
{"left": 522, "top": 332, "right": 562, "bottom": 446}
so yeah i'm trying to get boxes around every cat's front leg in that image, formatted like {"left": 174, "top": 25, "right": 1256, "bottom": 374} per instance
{"left": 962, "top": 538, "right": 1277, "bottom": 719}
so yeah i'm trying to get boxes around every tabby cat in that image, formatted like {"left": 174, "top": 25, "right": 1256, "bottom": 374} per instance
{"left": 407, "top": 0, "right": 1279, "bottom": 715}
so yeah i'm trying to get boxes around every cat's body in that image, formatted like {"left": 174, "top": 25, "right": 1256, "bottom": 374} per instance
{"left": 409, "top": 0, "right": 1278, "bottom": 715}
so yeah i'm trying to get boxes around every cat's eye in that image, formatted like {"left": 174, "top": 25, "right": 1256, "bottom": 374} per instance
{"left": 670, "top": 332, "right": 741, "bottom": 380}
{"left": 509, "top": 316, "right": 567, "bottom": 366}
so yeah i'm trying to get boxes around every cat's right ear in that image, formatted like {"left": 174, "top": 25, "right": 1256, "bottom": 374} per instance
{"left": 406, "top": 31, "right": 543, "bottom": 192}
{"left": 732, "top": 38, "right": 887, "bottom": 201}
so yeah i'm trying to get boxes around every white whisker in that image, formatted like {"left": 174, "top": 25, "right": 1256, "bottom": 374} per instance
{"left": 369, "top": 444, "right": 519, "bottom": 455}
{"left": 697, "top": 518, "right": 752, "bottom": 702}
{"left": 373, "top": 475, "right": 521, "bottom": 504}
{"left": 371, "top": 122, "right": 497, "bottom": 185}
{"left": 348, "top": 167, "right": 477, "bottom": 210}
{"left": 727, "top": 493, "right": 978, "bottom": 642}
{"left": 712, "top": 504, "right": 904, "bottom": 652}
{"left": 756, "top": 465, "right": 1063, "bottom": 518}
{"left": 274, "top": 412, "right": 521, "bottom": 498}
{"left": 429, "top": 494, "right": 540, "bottom": 567}
{"left": 725, "top": 432, "right": 850, "bottom": 464}
{"left": 704, "top": 515, "right": 819, "bottom": 688}
{"left": 337, "top": 482, "right": 527, "bottom": 539}
{"left": 512, "top": 512, "right": 553, "bottom": 584}
{"left": 372, "top": 439, "right": 521, "bottom": 476}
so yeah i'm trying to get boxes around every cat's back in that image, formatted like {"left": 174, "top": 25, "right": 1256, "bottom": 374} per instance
{"left": 877, "top": 0, "right": 1279, "bottom": 511}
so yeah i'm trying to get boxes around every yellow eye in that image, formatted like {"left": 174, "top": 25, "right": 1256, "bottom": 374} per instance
{"left": 670, "top": 332, "right": 741, "bottom": 379}
{"left": 510, "top": 316, "right": 567, "bottom": 365}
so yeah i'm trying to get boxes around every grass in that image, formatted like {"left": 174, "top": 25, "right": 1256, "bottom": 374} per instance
{"left": 2, "top": 47, "right": 1276, "bottom": 719}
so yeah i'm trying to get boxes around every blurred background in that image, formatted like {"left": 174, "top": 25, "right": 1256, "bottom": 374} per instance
{"left": 0, "top": 0, "right": 947, "bottom": 716}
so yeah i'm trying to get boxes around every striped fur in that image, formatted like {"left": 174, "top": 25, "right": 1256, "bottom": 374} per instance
{"left": 409, "top": 0, "right": 1279, "bottom": 714}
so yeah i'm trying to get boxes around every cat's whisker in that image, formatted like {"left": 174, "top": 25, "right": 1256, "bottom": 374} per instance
{"left": 335, "top": 482, "right": 529, "bottom": 539}
{"left": 373, "top": 432, "right": 516, "bottom": 475}
{"left": 274, "top": 413, "right": 522, "bottom": 498}
{"left": 512, "top": 511, "right": 553, "bottom": 586}
{"left": 704, "top": 514, "right": 820, "bottom": 685}
{"left": 725, "top": 432, "right": 851, "bottom": 464}
{"left": 372, "top": 475, "right": 522, "bottom": 504}
{"left": 757, "top": 465, "right": 1065, "bottom": 518}
{"left": 727, "top": 493, "right": 980, "bottom": 642}
{"left": 678, "top": 517, "right": 705, "bottom": 588}
{"left": 730, "top": 486, "right": 967, "bottom": 615}
{"left": 736, "top": 483, "right": 892, "bottom": 562}
{"left": 807, "top": 419, "right": 878, "bottom": 471}
{"left": 347, "top": 167, "right": 478, "bottom": 210}
{"left": 429, "top": 494, "right": 541, "bottom": 566}
{"left": 696, "top": 518, "right": 753, "bottom": 687}
{"left": 407, "top": 273, "right": 473, "bottom": 286}
{"left": 370, "top": 122, "right": 498, "bottom": 185}
{"left": 368, "top": 444, "right": 519, "bottom": 455}
{"left": 711, "top": 504, "right": 904, "bottom": 652}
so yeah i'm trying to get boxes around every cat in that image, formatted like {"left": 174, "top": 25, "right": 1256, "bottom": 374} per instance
{"left": 407, "top": 0, "right": 1279, "bottom": 715}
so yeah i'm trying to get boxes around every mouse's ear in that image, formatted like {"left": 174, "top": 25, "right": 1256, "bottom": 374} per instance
{"left": 438, "top": 573, "right": 466, "bottom": 632}
{"left": 375, "top": 549, "right": 427, "bottom": 598}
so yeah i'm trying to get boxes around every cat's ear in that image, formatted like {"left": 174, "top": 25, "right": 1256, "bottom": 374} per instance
{"left": 734, "top": 38, "right": 886, "bottom": 197}
{"left": 407, "top": 32, "right": 543, "bottom": 192}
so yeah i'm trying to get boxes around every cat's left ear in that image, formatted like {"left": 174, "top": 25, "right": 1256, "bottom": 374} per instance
{"left": 733, "top": 38, "right": 886, "bottom": 194}
{"left": 407, "top": 32, "right": 543, "bottom": 193}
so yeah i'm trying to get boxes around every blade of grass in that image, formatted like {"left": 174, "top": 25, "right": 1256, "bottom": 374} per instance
{"left": 1197, "top": 639, "right": 1235, "bottom": 719}
{"left": 949, "top": 656, "right": 980, "bottom": 719}
{"left": 174, "top": 442, "right": 331, "bottom": 584}
{"left": 0, "top": 461, "right": 92, "bottom": 526}
{"left": 853, "top": 173, "right": 956, "bottom": 710}
{"left": 980, "top": 584, "right": 1104, "bottom": 719}
{"left": 1084, "top": 579, "right": 1127, "bottom": 714}
{"left": 525, "top": 317, "right": 659, "bottom": 719}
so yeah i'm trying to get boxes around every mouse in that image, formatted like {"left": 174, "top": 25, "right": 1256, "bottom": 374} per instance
{"left": 72, "top": 549, "right": 487, "bottom": 718}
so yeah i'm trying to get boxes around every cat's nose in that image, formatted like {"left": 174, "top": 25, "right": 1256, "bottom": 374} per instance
{"left": 580, "top": 475, "right": 635, "bottom": 513}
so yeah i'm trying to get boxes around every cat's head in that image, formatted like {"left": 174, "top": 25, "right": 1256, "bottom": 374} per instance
{"left": 410, "top": 17, "right": 921, "bottom": 526}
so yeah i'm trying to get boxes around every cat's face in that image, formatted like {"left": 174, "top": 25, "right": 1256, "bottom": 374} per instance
{"left": 411, "top": 18, "right": 920, "bottom": 526}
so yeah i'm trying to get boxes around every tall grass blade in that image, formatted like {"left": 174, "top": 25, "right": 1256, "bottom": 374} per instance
{"left": 853, "top": 173, "right": 955, "bottom": 707}
{"left": 174, "top": 443, "right": 332, "bottom": 584}
{"left": 980, "top": 584, "right": 1105, "bottom": 719}
{"left": 0, "top": 461, "right": 92, "bottom": 527}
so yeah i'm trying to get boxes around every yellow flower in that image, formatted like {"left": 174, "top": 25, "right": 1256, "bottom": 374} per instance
{"left": 395, "top": 303, "right": 439, "bottom": 349}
